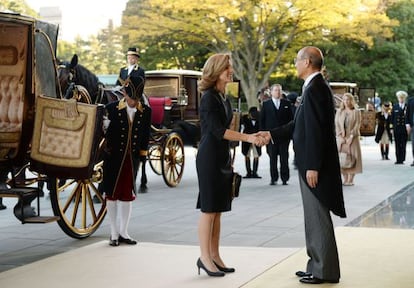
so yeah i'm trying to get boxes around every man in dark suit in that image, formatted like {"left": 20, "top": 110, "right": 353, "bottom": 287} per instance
{"left": 392, "top": 91, "right": 408, "bottom": 164}
{"left": 405, "top": 95, "right": 414, "bottom": 166}
{"left": 260, "top": 84, "right": 293, "bottom": 185}
{"left": 259, "top": 46, "right": 346, "bottom": 284}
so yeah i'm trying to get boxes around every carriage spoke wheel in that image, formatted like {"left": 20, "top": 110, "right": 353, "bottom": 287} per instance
{"left": 148, "top": 144, "right": 163, "bottom": 175}
{"left": 161, "top": 133, "right": 184, "bottom": 187}
{"left": 49, "top": 145, "right": 106, "bottom": 239}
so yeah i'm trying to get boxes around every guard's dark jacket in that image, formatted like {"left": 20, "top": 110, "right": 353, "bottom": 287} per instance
{"left": 103, "top": 98, "right": 151, "bottom": 196}
{"left": 116, "top": 64, "right": 146, "bottom": 97}
{"left": 375, "top": 112, "right": 392, "bottom": 143}
{"left": 269, "top": 74, "right": 346, "bottom": 217}
{"left": 241, "top": 113, "right": 262, "bottom": 156}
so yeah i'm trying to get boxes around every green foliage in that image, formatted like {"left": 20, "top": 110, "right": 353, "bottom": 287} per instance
{"left": 1, "top": 0, "right": 37, "bottom": 17}
{"left": 314, "top": 0, "right": 414, "bottom": 104}
{"left": 119, "top": 0, "right": 395, "bottom": 108}
{"left": 9, "top": 0, "right": 414, "bottom": 107}
{"left": 56, "top": 21, "right": 124, "bottom": 76}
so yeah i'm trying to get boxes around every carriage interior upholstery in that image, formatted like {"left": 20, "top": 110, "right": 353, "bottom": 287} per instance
{"left": 0, "top": 23, "right": 28, "bottom": 160}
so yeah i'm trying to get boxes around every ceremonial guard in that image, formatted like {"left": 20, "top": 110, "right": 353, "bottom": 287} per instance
{"left": 375, "top": 102, "right": 393, "bottom": 160}
{"left": 392, "top": 91, "right": 408, "bottom": 164}
{"left": 103, "top": 75, "right": 151, "bottom": 246}
{"left": 241, "top": 107, "right": 262, "bottom": 178}
{"left": 116, "top": 47, "right": 149, "bottom": 193}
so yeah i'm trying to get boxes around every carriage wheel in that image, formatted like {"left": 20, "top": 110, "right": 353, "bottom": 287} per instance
{"left": 148, "top": 144, "right": 163, "bottom": 175}
{"left": 161, "top": 133, "right": 185, "bottom": 187}
{"left": 49, "top": 141, "right": 106, "bottom": 239}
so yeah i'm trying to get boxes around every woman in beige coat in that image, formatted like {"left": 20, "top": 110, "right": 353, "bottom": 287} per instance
{"left": 335, "top": 93, "right": 362, "bottom": 185}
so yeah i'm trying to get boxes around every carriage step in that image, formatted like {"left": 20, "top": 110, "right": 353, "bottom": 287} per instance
{"left": 23, "top": 216, "right": 60, "bottom": 224}
{"left": 0, "top": 187, "right": 39, "bottom": 198}
{"left": 0, "top": 187, "right": 42, "bottom": 222}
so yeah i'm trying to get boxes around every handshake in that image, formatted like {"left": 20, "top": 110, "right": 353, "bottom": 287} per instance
{"left": 246, "top": 131, "right": 272, "bottom": 146}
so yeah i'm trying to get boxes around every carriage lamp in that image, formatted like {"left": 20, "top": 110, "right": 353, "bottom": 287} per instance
{"left": 177, "top": 87, "right": 188, "bottom": 120}
{"left": 178, "top": 87, "right": 188, "bottom": 106}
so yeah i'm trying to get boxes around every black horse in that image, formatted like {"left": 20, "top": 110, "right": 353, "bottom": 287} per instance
{"left": 57, "top": 54, "right": 149, "bottom": 193}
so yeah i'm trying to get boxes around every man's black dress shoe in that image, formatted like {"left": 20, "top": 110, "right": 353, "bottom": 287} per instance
{"left": 270, "top": 181, "right": 276, "bottom": 186}
{"left": 295, "top": 271, "right": 312, "bottom": 277}
{"left": 118, "top": 235, "right": 137, "bottom": 245}
{"left": 282, "top": 181, "right": 288, "bottom": 185}
{"left": 109, "top": 238, "right": 119, "bottom": 246}
{"left": 299, "top": 276, "right": 339, "bottom": 284}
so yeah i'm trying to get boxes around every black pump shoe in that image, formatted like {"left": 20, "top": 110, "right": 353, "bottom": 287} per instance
{"left": 213, "top": 261, "right": 235, "bottom": 273}
{"left": 118, "top": 235, "right": 137, "bottom": 245}
{"left": 197, "top": 258, "right": 225, "bottom": 277}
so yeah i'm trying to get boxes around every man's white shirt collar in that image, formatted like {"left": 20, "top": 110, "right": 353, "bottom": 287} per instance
{"left": 303, "top": 72, "right": 321, "bottom": 89}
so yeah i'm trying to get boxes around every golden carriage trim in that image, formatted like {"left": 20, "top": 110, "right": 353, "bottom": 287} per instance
{"left": 31, "top": 95, "right": 97, "bottom": 168}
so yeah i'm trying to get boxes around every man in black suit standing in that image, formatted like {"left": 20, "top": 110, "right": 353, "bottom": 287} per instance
{"left": 259, "top": 46, "right": 346, "bottom": 284}
{"left": 405, "top": 94, "right": 414, "bottom": 166}
{"left": 260, "top": 84, "right": 293, "bottom": 185}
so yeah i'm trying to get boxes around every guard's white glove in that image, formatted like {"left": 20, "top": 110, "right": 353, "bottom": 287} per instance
{"left": 103, "top": 116, "right": 110, "bottom": 133}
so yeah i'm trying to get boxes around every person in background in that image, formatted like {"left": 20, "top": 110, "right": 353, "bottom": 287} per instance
{"left": 116, "top": 47, "right": 145, "bottom": 86}
{"left": 258, "top": 46, "right": 346, "bottom": 284}
{"left": 392, "top": 91, "right": 408, "bottom": 164}
{"left": 257, "top": 81, "right": 271, "bottom": 107}
{"left": 375, "top": 102, "right": 393, "bottom": 160}
{"left": 241, "top": 107, "right": 262, "bottom": 178}
{"left": 196, "top": 53, "right": 265, "bottom": 277}
{"left": 335, "top": 93, "right": 362, "bottom": 186}
{"left": 103, "top": 75, "right": 151, "bottom": 247}
{"left": 260, "top": 84, "right": 293, "bottom": 185}
{"left": 405, "top": 94, "right": 414, "bottom": 166}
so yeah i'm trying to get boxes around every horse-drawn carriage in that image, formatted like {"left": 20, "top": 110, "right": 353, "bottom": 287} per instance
{"left": 330, "top": 82, "right": 377, "bottom": 136}
{"left": 0, "top": 12, "right": 106, "bottom": 239}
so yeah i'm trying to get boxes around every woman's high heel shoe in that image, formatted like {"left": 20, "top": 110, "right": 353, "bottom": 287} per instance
{"left": 197, "top": 258, "right": 225, "bottom": 277}
{"left": 213, "top": 261, "right": 236, "bottom": 273}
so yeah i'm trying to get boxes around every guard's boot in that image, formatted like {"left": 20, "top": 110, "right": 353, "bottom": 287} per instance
{"left": 243, "top": 158, "right": 252, "bottom": 178}
{"left": 252, "top": 158, "right": 262, "bottom": 178}
{"left": 385, "top": 145, "right": 390, "bottom": 160}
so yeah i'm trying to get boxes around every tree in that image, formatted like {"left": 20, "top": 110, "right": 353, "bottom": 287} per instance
{"left": 121, "top": 0, "right": 395, "bottom": 108}
{"left": 1, "top": 0, "right": 37, "bottom": 17}
{"left": 317, "top": 0, "right": 414, "bottom": 103}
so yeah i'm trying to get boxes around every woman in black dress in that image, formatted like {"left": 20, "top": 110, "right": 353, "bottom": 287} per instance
{"left": 196, "top": 53, "right": 263, "bottom": 277}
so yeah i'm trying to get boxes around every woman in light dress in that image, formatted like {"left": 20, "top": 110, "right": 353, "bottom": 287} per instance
{"left": 335, "top": 93, "right": 362, "bottom": 185}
